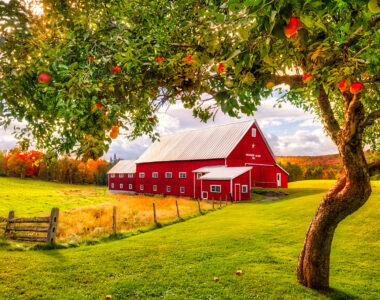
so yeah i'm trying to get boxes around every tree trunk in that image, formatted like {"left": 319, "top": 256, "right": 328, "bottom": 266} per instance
{"left": 297, "top": 141, "right": 372, "bottom": 290}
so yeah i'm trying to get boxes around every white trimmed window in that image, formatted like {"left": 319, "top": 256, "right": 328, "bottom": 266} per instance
{"left": 119, "top": 174, "right": 124, "bottom": 178}
{"left": 180, "top": 187, "right": 185, "bottom": 193}
{"left": 120, "top": 184, "right": 124, "bottom": 189}
{"left": 140, "top": 184, "right": 144, "bottom": 190}
{"left": 252, "top": 128, "right": 257, "bottom": 137}
{"left": 197, "top": 173, "right": 202, "bottom": 179}
{"left": 128, "top": 174, "right": 134, "bottom": 178}
{"left": 166, "top": 186, "right": 171, "bottom": 192}
{"left": 153, "top": 185, "right": 157, "bottom": 192}
{"left": 139, "top": 172, "right": 145, "bottom": 178}
{"left": 165, "top": 172, "right": 172, "bottom": 178}
{"left": 129, "top": 184, "right": 132, "bottom": 190}
{"left": 152, "top": 172, "right": 158, "bottom": 178}
{"left": 242, "top": 185, "right": 248, "bottom": 193}
{"left": 111, "top": 183, "right": 114, "bottom": 188}
{"left": 210, "top": 185, "right": 221, "bottom": 193}
{"left": 179, "top": 172, "right": 186, "bottom": 178}
{"left": 110, "top": 174, "right": 115, "bottom": 178}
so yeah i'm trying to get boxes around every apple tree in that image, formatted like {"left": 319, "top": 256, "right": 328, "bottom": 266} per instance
{"left": 1, "top": 0, "right": 379, "bottom": 290}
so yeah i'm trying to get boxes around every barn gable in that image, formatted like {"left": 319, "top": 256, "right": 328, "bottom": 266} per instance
{"left": 135, "top": 120, "right": 255, "bottom": 164}
{"left": 108, "top": 160, "right": 136, "bottom": 174}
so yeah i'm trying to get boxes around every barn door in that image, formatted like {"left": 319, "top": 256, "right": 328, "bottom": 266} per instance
{"left": 234, "top": 184, "right": 241, "bottom": 202}
{"left": 277, "top": 173, "right": 281, "bottom": 187}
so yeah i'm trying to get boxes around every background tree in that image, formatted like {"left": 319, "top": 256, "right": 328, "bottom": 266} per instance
{"left": 1, "top": 0, "right": 379, "bottom": 291}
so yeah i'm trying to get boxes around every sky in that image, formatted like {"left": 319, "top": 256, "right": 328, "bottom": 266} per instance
{"left": 0, "top": 94, "right": 339, "bottom": 160}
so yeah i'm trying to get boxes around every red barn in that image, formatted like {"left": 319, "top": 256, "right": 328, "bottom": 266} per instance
{"left": 108, "top": 120, "right": 288, "bottom": 201}
{"left": 108, "top": 160, "right": 136, "bottom": 193}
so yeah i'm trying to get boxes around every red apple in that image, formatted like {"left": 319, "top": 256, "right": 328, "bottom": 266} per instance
{"left": 156, "top": 57, "right": 164, "bottom": 63}
{"left": 105, "top": 296, "right": 112, "bottom": 300}
{"left": 112, "top": 67, "right": 121, "bottom": 73}
{"left": 350, "top": 83, "right": 363, "bottom": 94}
{"left": 302, "top": 74, "right": 312, "bottom": 82}
{"left": 284, "top": 17, "right": 300, "bottom": 38}
{"left": 218, "top": 63, "right": 224, "bottom": 73}
{"left": 88, "top": 56, "right": 94, "bottom": 62}
{"left": 96, "top": 103, "right": 101, "bottom": 109}
{"left": 111, "top": 125, "right": 119, "bottom": 133}
{"left": 236, "top": 270, "right": 243, "bottom": 275}
{"left": 110, "top": 131, "right": 118, "bottom": 139}
{"left": 338, "top": 80, "right": 348, "bottom": 92}
{"left": 213, "top": 277, "right": 219, "bottom": 282}
{"left": 266, "top": 81, "right": 275, "bottom": 88}
{"left": 185, "top": 56, "right": 192, "bottom": 62}
{"left": 38, "top": 73, "right": 51, "bottom": 83}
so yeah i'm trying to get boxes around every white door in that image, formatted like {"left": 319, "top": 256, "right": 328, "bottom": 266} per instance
{"left": 202, "top": 191, "right": 208, "bottom": 200}
{"left": 277, "top": 173, "right": 281, "bottom": 187}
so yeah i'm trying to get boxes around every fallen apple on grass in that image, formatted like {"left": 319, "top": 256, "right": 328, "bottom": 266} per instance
{"left": 38, "top": 73, "right": 51, "bottom": 83}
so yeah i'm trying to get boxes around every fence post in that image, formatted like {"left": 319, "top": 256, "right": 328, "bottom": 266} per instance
{"left": 153, "top": 202, "right": 157, "bottom": 224}
{"left": 47, "top": 208, "right": 59, "bottom": 244}
{"left": 197, "top": 198, "right": 202, "bottom": 214}
{"left": 176, "top": 200, "right": 181, "bottom": 219}
{"left": 219, "top": 197, "right": 222, "bottom": 208}
{"left": 113, "top": 206, "right": 117, "bottom": 234}
{"left": 4, "top": 211, "right": 14, "bottom": 237}
{"left": 212, "top": 198, "right": 214, "bottom": 209}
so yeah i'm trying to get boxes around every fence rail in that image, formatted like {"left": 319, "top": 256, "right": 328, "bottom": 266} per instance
{"left": 0, "top": 208, "right": 59, "bottom": 244}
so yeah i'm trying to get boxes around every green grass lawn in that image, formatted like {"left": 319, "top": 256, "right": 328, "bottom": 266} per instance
{"left": 0, "top": 177, "right": 109, "bottom": 216}
{"left": 0, "top": 179, "right": 379, "bottom": 299}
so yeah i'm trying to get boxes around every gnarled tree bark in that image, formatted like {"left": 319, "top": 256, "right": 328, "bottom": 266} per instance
{"left": 296, "top": 87, "right": 376, "bottom": 290}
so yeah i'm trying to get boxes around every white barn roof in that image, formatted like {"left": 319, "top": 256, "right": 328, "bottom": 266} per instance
{"left": 107, "top": 160, "right": 136, "bottom": 174}
{"left": 136, "top": 120, "right": 255, "bottom": 163}
{"left": 193, "top": 166, "right": 252, "bottom": 180}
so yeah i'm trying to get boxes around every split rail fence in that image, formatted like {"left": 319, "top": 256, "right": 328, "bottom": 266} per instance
{"left": 0, "top": 208, "right": 59, "bottom": 244}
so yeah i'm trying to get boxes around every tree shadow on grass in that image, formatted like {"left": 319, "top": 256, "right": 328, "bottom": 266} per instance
{"left": 318, "top": 288, "right": 361, "bottom": 300}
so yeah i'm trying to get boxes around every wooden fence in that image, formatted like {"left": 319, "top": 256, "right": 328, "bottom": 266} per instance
{"left": 0, "top": 208, "right": 59, "bottom": 244}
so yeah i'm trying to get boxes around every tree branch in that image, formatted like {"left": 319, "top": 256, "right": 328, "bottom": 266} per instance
{"left": 369, "top": 161, "right": 380, "bottom": 177}
{"left": 168, "top": 42, "right": 195, "bottom": 47}
{"left": 272, "top": 75, "right": 303, "bottom": 89}
{"left": 315, "top": 85, "right": 341, "bottom": 144}
{"left": 361, "top": 109, "right": 380, "bottom": 129}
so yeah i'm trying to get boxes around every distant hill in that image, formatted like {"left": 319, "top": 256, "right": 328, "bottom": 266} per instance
{"left": 276, "top": 151, "right": 379, "bottom": 181}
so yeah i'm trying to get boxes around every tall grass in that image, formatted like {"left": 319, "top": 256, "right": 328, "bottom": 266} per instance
{"left": 57, "top": 194, "right": 213, "bottom": 240}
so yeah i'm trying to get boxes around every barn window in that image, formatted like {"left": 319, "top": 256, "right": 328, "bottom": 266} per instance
{"left": 110, "top": 174, "right": 115, "bottom": 178}
{"left": 210, "top": 185, "right": 221, "bottom": 193}
{"left": 166, "top": 186, "right": 171, "bottom": 192}
{"left": 197, "top": 173, "right": 202, "bottom": 179}
{"left": 179, "top": 172, "right": 186, "bottom": 178}
{"left": 140, "top": 184, "right": 144, "bottom": 190}
{"left": 119, "top": 174, "right": 124, "bottom": 178}
{"left": 152, "top": 172, "right": 158, "bottom": 178}
{"left": 111, "top": 183, "right": 114, "bottom": 189}
{"left": 129, "top": 184, "right": 132, "bottom": 189}
{"left": 165, "top": 172, "right": 172, "bottom": 178}
{"left": 242, "top": 185, "right": 248, "bottom": 193}
{"left": 252, "top": 128, "right": 256, "bottom": 137}
{"left": 139, "top": 172, "right": 145, "bottom": 178}
{"left": 153, "top": 185, "right": 157, "bottom": 192}
{"left": 128, "top": 174, "right": 134, "bottom": 178}
{"left": 120, "top": 184, "right": 124, "bottom": 189}
{"left": 180, "top": 187, "right": 185, "bottom": 193}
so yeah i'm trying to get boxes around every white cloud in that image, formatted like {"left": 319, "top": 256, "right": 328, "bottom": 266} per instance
{"left": 0, "top": 95, "right": 339, "bottom": 158}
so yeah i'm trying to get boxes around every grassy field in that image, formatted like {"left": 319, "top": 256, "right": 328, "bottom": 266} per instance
{"left": 0, "top": 177, "right": 213, "bottom": 240}
{"left": 0, "top": 179, "right": 379, "bottom": 299}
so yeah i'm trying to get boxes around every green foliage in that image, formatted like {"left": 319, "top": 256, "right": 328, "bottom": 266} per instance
{"left": 0, "top": 180, "right": 378, "bottom": 299}
{"left": 0, "top": 1, "right": 379, "bottom": 158}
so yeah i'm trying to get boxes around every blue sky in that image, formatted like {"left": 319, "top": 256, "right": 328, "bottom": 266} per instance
{"left": 0, "top": 94, "right": 338, "bottom": 160}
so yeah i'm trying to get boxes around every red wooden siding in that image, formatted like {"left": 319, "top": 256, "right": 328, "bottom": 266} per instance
{"left": 135, "top": 159, "right": 225, "bottom": 197}
{"left": 108, "top": 173, "right": 136, "bottom": 192}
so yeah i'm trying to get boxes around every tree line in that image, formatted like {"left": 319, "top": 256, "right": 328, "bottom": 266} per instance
{"left": 0, "top": 148, "right": 118, "bottom": 185}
